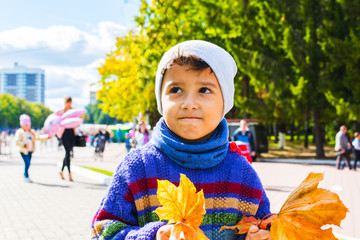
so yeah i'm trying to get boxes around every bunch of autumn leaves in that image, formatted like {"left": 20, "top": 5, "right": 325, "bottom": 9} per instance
{"left": 154, "top": 173, "right": 348, "bottom": 240}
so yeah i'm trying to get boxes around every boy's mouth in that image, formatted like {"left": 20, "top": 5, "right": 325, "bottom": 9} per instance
{"left": 179, "top": 117, "right": 201, "bottom": 119}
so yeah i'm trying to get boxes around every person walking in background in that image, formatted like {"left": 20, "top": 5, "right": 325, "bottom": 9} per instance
{"left": 232, "top": 119, "right": 256, "bottom": 162}
{"left": 134, "top": 124, "right": 144, "bottom": 147}
{"left": 133, "top": 121, "right": 150, "bottom": 148}
{"left": 15, "top": 114, "right": 35, "bottom": 183}
{"left": 56, "top": 96, "right": 76, "bottom": 181}
{"left": 140, "top": 121, "right": 150, "bottom": 145}
{"left": 116, "top": 127, "right": 122, "bottom": 143}
{"left": 94, "top": 129, "right": 108, "bottom": 159}
{"left": 124, "top": 132, "right": 132, "bottom": 153}
{"left": 352, "top": 131, "right": 360, "bottom": 170}
{"left": 335, "top": 125, "right": 352, "bottom": 170}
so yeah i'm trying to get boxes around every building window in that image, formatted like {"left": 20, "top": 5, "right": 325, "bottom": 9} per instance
{"left": 6, "top": 74, "right": 17, "bottom": 86}
{"left": 26, "top": 89, "right": 37, "bottom": 102}
{"left": 26, "top": 74, "right": 37, "bottom": 86}
{"left": 41, "top": 74, "right": 45, "bottom": 88}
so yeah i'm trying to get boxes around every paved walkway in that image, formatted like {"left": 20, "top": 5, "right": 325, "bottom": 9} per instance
{"left": 1, "top": 141, "right": 359, "bottom": 239}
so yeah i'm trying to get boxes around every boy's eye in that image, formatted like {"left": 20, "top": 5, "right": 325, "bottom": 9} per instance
{"left": 170, "top": 87, "right": 182, "bottom": 93}
{"left": 199, "top": 87, "right": 211, "bottom": 93}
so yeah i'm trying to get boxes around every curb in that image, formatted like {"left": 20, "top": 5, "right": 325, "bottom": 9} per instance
{"left": 259, "top": 158, "right": 336, "bottom": 165}
{"left": 56, "top": 162, "right": 112, "bottom": 185}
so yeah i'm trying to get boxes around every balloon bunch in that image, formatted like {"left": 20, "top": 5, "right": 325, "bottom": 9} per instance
{"left": 43, "top": 108, "right": 86, "bottom": 138}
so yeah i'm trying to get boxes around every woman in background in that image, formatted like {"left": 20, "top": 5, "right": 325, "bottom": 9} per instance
{"left": 56, "top": 96, "right": 76, "bottom": 181}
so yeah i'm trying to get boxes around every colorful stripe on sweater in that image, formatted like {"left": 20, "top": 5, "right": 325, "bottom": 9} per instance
{"left": 91, "top": 143, "right": 270, "bottom": 240}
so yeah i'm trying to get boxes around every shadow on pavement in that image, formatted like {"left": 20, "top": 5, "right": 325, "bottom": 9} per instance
{"left": 33, "top": 182, "right": 70, "bottom": 188}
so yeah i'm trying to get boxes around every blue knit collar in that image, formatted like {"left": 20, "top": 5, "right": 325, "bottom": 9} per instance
{"left": 151, "top": 118, "right": 229, "bottom": 169}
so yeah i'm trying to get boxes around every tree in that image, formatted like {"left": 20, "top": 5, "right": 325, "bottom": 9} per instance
{"left": 84, "top": 100, "right": 123, "bottom": 124}
{"left": 0, "top": 94, "right": 52, "bottom": 129}
{"left": 96, "top": 0, "right": 360, "bottom": 154}
{"left": 276, "top": 0, "right": 360, "bottom": 157}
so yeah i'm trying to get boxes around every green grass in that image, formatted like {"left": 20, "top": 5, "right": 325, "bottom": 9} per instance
{"left": 268, "top": 135, "right": 336, "bottom": 147}
{"left": 268, "top": 135, "right": 314, "bottom": 143}
{"left": 80, "top": 166, "right": 114, "bottom": 176}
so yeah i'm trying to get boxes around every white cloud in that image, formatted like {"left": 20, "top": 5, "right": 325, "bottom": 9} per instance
{"left": 0, "top": 26, "right": 82, "bottom": 51}
{"left": 85, "top": 21, "right": 127, "bottom": 54}
{"left": 43, "top": 59, "right": 105, "bottom": 111}
{"left": 0, "top": 22, "right": 127, "bottom": 112}
{"left": 0, "top": 21, "right": 127, "bottom": 55}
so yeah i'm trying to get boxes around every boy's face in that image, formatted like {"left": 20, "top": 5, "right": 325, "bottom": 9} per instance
{"left": 161, "top": 64, "right": 224, "bottom": 141}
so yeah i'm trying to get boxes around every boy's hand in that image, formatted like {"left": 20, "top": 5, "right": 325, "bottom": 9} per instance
{"left": 246, "top": 225, "right": 272, "bottom": 240}
{"left": 156, "top": 224, "right": 172, "bottom": 240}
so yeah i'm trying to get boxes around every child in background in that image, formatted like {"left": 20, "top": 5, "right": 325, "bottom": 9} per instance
{"left": 15, "top": 114, "right": 35, "bottom": 183}
{"left": 91, "top": 40, "right": 272, "bottom": 240}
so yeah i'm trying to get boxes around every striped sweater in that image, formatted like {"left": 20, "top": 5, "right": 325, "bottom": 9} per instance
{"left": 91, "top": 143, "right": 270, "bottom": 240}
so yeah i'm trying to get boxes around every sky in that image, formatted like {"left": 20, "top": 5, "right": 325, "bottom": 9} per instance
{"left": 0, "top": 0, "right": 139, "bottom": 111}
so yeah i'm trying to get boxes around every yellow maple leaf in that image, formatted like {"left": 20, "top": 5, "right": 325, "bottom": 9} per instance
{"left": 154, "top": 174, "right": 208, "bottom": 240}
{"left": 219, "top": 172, "right": 348, "bottom": 239}
{"left": 170, "top": 222, "right": 208, "bottom": 240}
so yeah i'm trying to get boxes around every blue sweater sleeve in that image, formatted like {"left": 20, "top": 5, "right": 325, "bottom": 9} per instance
{"left": 91, "top": 156, "right": 166, "bottom": 239}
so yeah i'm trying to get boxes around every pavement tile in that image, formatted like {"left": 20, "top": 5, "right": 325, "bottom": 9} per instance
{"left": 1, "top": 140, "right": 359, "bottom": 239}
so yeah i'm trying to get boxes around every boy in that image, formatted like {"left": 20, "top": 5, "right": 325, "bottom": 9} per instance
{"left": 91, "top": 40, "right": 272, "bottom": 240}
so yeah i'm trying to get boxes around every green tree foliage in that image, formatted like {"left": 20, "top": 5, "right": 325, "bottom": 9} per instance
{"left": 270, "top": 0, "right": 360, "bottom": 157}
{"left": 0, "top": 94, "right": 52, "bottom": 129}
{"left": 84, "top": 100, "right": 123, "bottom": 125}
{"left": 96, "top": 0, "right": 360, "bottom": 157}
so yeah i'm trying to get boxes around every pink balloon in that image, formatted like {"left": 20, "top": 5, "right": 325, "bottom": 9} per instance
{"left": 43, "top": 114, "right": 61, "bottom": 138}
{"left": 61, "top": 108, "right": 86, "bottom": 119}
{"left": 60, "top": 117, "right": 83, "bottom": 128}
{"left": 129, "top": 129, "right": 135, "bottom": 138}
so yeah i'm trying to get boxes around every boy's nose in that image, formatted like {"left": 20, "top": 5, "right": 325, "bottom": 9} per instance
{"left": 181, "top": 93, "right": 199, "bottom": 110}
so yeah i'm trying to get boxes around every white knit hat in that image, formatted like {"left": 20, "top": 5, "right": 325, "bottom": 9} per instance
{"left": 155, "top": 40, "right": 238, "bottom": 117}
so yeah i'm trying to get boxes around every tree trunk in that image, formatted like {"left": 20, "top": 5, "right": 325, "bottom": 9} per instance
{"left": 296, "top": 124, "right": 300, "bottom": 141}
{"left": 147, "top": 110, "right": 161, "bottom": 128}
{"left": 290, "top": 119, "right": 294, "bottom": 141}
{"left": 273, "top": 122, "right": 278, "bottom": 143}
{"left": 313, "top": 109, "right": 325, "bottom": 158}
{"left": 312, "top": 127, "right": 316, "bottom": 144}
{"left": 304, "top": 120, "right": 309, "bottom": 148}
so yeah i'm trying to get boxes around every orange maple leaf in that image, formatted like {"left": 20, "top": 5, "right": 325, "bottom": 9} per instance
{"left": 270, "top": 172, "right": 349, "bottom": 239}
{"left": 154, "top": 174, "right": 209, "bottom": 240}
{"left": 220, "top": 172, "right": 348, "bottom": 239}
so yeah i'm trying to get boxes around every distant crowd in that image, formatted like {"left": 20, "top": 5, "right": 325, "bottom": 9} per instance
{"left": 335, "top": 125, "right": 360, "bottom": 170}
